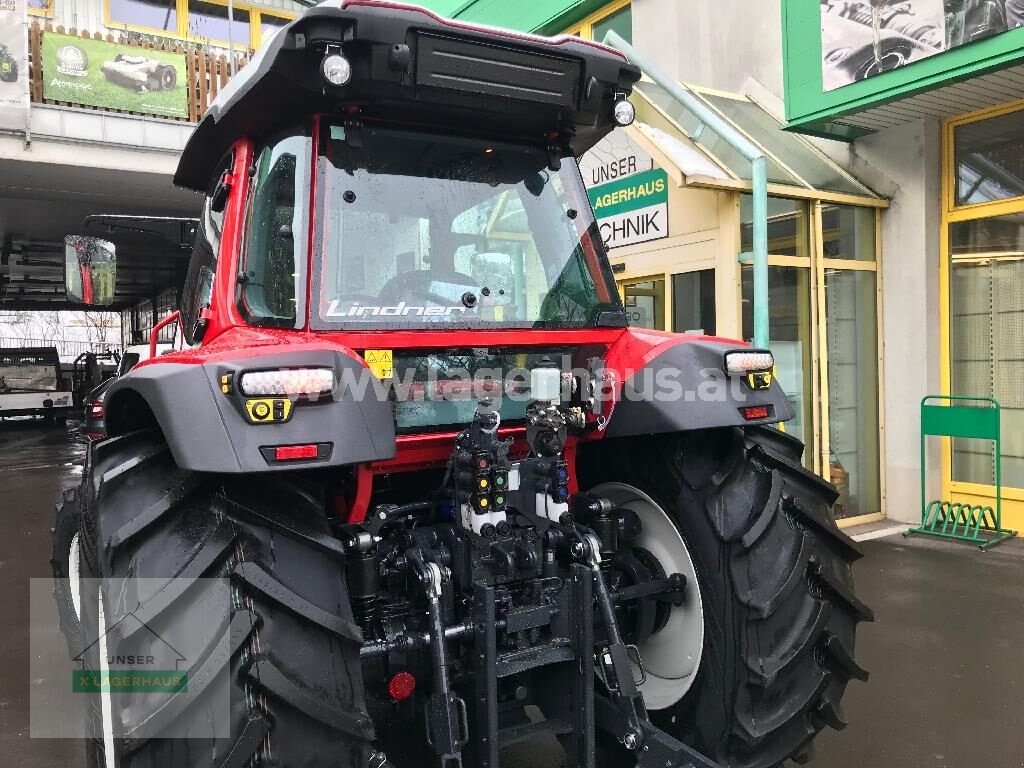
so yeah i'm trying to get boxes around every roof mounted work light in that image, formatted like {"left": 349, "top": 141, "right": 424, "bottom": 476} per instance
{"left": 613, "top": 94, "right": 635, "bottom": 126}
{"left": 321, "top": 46, "right": 352, "bottom": 87}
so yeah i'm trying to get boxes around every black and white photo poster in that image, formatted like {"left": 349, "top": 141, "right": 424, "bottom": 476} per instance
{"left": 821, "top": 0, "right": 1024, "bottom": 91}
{"left": 0, "top": 0, "right": 28, "bottom": 131}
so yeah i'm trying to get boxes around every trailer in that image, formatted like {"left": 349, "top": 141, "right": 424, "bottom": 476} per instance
{"left": 0, "top": 347, "right": 74, "bottom": 421}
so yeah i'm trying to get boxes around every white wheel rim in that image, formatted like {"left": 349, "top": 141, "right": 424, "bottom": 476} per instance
{"left": 98, "top": 591, "right": 116, "bottom": 767}
{"left": 69, "top": 532, "right": 81, "bottom": 621}
{"left": 591, "top": 482, "right": 705, "bottom": 710}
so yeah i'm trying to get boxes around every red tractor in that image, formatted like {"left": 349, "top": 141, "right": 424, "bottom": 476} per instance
{"left": 53, "top": 3, "right": 871, "bottom": 767}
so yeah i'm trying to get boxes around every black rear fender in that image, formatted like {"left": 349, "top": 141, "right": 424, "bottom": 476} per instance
{"left": 104, "top": 349, "right": 396, "bottom": 473}
{"left": 604, "top": 340, "right": 794, "bottom": 438}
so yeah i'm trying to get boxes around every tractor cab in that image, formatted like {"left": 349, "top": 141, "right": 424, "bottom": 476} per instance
{"left": 173, "top": 0, "right": 641, "bottom": 345}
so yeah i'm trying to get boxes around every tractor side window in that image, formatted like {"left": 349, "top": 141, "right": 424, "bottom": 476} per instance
{"left": 237, "top": 128, "right": 311, "bottom": 328}
{"left": 181, "top": 152, "right": 231, "bottom": 345}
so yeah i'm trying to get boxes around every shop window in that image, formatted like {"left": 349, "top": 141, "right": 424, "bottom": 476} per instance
{"left": 740, "top": 195, "right": 810, "bottom": 257}
{"left": 823, "top": 269, "right": 881, "bottom": 519}
{"left": 822, "top": 204, "right": 875, "bottom": 261}
{"left": 28, "top": 0, "right": 54, "bottom": 17}
{"left": 950, "top": 213, "right": 1024, "bottom": 488}
{"left": 568, "top": 2, "right": 631, "bottom": 43}
{"left": 108, "top": 0, "right": 177, "bottom": 32}
{"left": 742, "top": 265, "right": 813, "bottom": 468}
{"left": 955, "top": 106, "right": 1024, "bottom": 207}
{"left": 260, "top": 13, "right": 289, "bottom": 45}
{"left": 672, "top": 270, "right": 715, "bottom": 335}
{"left": 622, "top": 279, "right": 664, "bottom": 330}
{"left": 188, "top": 0, "right": 250, "bottom": 45}
{"left": 591, "top": 5, "right": 631, "bottom": 44}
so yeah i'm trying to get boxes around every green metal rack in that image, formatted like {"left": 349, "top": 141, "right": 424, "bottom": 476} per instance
{"left": 905, "top": 395, "right": 1016, "bottom": 550}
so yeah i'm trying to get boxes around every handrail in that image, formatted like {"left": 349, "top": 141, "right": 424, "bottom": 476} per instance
{"left": 150, "top": 310, "right": 181, "bottom": 358}
{"left": 602, "top": 31, "right": 770, "bottom": 348}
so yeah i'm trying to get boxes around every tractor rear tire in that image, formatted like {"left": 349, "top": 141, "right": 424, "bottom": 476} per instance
{"left": 580, "top": 426, "right": 872, "bottom": 768}
{"left": 74, "top": 430, "right": 374, "bottom": 767}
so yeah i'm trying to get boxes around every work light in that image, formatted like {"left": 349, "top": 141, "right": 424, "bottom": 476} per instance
{"left": 723, "top": 350, "right": 775, "bottom": 376}
{"left": 322, "top": 51, "right": 352, "bottom": 86}
{"left": 239, "top": 368, "right": 335, "bottom": 396}
{"left": 613, "top": 97, "right": 635, "bottom": 126}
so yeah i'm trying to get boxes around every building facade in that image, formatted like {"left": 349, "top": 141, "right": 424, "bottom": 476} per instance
{"left": 413, "top": 0, "right": 1024, "bottom": 533}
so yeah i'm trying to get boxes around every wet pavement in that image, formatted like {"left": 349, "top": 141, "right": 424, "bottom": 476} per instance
{"left": 0, "top": 420, "right": 86, "bottom": 767}
{"left": 2, "top": 421, "right": 1024, "bottom": 767}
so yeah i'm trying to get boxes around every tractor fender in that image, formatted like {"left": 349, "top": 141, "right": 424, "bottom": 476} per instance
{"left": 602, "top": 337, "right": 794, "bottom": 438}
{"left": 104, "top": 348, "right": 396, "bottom": 473}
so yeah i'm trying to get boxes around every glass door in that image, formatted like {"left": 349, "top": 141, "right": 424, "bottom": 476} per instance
{"left": 819, "top": 204, "right": 882, "bottom": 521}
{"left": 741, "top": 196, "right": 883, "bottom": 520}
{"left": 619, "top": 277, "right": 666, "bottom": 330}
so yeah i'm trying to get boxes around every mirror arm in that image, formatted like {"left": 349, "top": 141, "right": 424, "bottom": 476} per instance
{"left": 151, "top": 310, "right": 183, "bottom": 358}
{"left": 193, "top": 305, "right": 214, "bottom": 344}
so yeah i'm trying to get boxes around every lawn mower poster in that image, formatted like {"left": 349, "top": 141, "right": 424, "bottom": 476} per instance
{"left": 0, "top": 0, "right": 29, "bottom": 132}
{"left": 41, "top": 32, "right": 187, "bottom": 119}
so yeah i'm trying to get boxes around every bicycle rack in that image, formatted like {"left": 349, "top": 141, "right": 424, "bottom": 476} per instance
{"left": 905, "top": 396, "right": 1015, "bottom": 550}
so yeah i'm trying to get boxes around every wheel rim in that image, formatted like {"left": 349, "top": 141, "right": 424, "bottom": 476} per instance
{"left": 69, "top": 532, "right": 81, "bottom": 621}
{"left": 591, "top": 482, "right": 704, "bottom": 710}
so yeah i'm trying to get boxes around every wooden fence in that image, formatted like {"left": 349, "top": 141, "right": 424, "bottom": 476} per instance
{"left": 28, "top": 21, "right": 250, "bottom": 123}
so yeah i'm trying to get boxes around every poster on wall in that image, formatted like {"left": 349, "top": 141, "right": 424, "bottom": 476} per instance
{"left": 580, "top": 130, "right": 669, "bottom": 250}
{"left": 0, "top": 0, "right": 29, "bottom": 132}
{"left": 821, "top": 0, "right": 1024, "bottom": 92}
{"left": 42, "top": 33, "right": 188, "bottom": 119}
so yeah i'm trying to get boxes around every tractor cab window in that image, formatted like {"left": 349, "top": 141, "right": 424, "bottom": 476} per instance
{"left": 311, "top": 123, "right": 622, "bottom": 330}
{"left": 238, "top": 128, "right": 312, "bottom": 328}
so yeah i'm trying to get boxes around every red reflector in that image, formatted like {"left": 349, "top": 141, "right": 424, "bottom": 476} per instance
{"left": 274, "top": 444, "right": 319, "bottom": 461}
{"left": 743, "top": 406, "right": 770, "bottom": 420}
{"left": 388, "top": 671, "right": 416, "bottom": 701}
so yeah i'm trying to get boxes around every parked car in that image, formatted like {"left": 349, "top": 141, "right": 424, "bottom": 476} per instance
{"left": 82, "top": 343, "right": 172, "bottom": 438}
{"left": 0, "top": 347, "right": 73, "bottom": 423}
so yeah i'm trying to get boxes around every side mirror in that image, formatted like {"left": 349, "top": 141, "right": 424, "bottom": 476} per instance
{"left": 190, "top": 265, "right": 216, "bottom": 343}
{"left": 64, "top": 236, "right": 117, "bottom": 306}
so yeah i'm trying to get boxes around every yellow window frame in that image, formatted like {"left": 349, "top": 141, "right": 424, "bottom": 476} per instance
{"left": 103, "top": 0, "right": 294, "bottom": 51}
{"left": 29, "top": 0, "right": 55, "bottom": 18}
{"left": 562, "top": 0, "right": 630, "bottom": 40}
{"left": 944, "top": 98, "right": 1024, "bottom": 219}
{"left": 940, "top": 100, "right": 1024, "bottom": 513}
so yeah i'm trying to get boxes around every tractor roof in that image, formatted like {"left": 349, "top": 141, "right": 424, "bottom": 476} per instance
{"left": 174, "top": 0, "right": 640, "bottom": 191}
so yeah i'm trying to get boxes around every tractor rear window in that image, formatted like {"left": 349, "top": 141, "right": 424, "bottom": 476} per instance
{"left": 311, "top": 124, "right": 623, "bottom": 330}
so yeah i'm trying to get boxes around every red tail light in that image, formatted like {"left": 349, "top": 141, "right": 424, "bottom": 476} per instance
{"left": 274, "top": 444, "right": 320, "bottom": 461}
{"left": 742, "top": 405, "right": 770, "bottom": 420}
{"left": 90, "top": 402, "right": 104, "bottom": 417}
{"left": 388, "top": 671, "right": 416, "bottom": 701}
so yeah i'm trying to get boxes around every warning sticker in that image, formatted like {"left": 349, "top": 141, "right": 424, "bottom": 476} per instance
{"left": 364, "top": 349, "right": 394, "bottom": 380}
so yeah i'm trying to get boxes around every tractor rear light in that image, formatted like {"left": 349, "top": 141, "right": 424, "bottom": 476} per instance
{"left": 274, "top": 444, "right": 320, "bottom": 461}
{"left": 321, "top": 49, "right": 352, "bottom": 86}
{"left": 613, "top": 96, "right": 635, "bottom": 126}
{"left": 388, "top": 671, "right": 416, "bottom": 701}
{"left": 724, "top": 350, "right": 774, "bottom": 376}
{"left": 742, "top": 405, "right": 771, "bottom": 421}
{"left": 239, "top": 368, "right": 334, "bottom": 397}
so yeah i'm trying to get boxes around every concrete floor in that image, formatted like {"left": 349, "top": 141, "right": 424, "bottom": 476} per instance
{"left": 3, "top": 421, "right": 1024, "bottom": 767}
